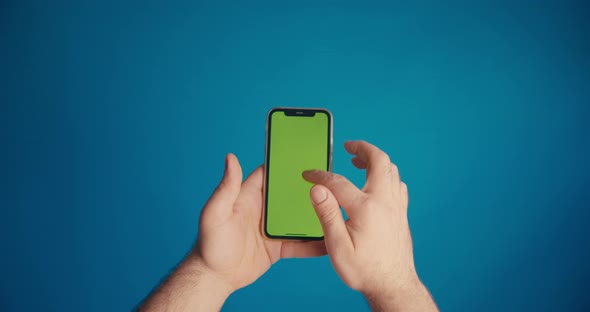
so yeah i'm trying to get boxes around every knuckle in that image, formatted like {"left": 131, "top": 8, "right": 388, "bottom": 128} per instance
{"left": 359, "top": 196, "right": 377, "bottom": 211}
{"left": 317, "top": 205, "right": 339, "bottom": 225}
{"left": 400, "top": 181, "right": 408, "bottom": 193}
{"left": 349, "top": 191, "right": 366, "bottom": 205}
{"left": 369, "top": 146, "right": 389, "bottom": 162}
{"left": 329, "top": 173, "right": 346, "bottom": 185}
{"left": 331, "top": 172, "right": 344, "bottom": 180}
{"left": 378, "top": 152, "right": 391, "bottom": 164}
{"left": 390, "top": 162, "right": 399, "bottom": 177}
{"left": 357, "top": 140, "right": 369, "bottom": 148}
{"left": 316, "top": 171, "right": 333, "bottom": 183}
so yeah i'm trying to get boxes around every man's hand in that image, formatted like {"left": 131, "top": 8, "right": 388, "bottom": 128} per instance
{"left": 196, "top": 153, "right": 326, "bottom": 289}
{"left": 303, "top": 141, "right": 438, "bottom": 311}
{"left": 140, "top": 153, "right": 326, "bottom": 311}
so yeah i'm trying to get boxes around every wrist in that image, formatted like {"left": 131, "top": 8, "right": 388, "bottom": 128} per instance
{"left": 361, "top": 271, "right": 422, "bottom": 301}
{"left": 182, "top": 254, "right": 235, "bottom": 299}
{"left": 362, "top": 273, "right": 437, "bottom": 312}
{"left": 139, "top": 254, "right": 234, "bottom": 311}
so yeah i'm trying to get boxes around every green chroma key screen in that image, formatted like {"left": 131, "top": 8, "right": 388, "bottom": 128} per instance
{"left": 264, "top": 108, "right": 331, "bottom": 239}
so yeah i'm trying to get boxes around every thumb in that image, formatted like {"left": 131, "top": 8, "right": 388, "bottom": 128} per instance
{"left": 310, "top": 185, "right": 353, "bottom": 256}
{"left": 201, "top": 153, "right": 243, "bottom": 223}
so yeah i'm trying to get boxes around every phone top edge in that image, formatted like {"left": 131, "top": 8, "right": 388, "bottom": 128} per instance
{"left": 267, "top": 107, "right": 333, "bottom": 119}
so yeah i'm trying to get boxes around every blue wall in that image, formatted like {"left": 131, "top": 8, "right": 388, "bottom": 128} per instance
{"left": 2, "top": 1, "right": 589, "bottom": 311}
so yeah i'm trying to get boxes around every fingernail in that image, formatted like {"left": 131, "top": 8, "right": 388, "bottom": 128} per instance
{"left": 225, "top": 154, "right": 229, "bottom": 171}
{"left": 311, "top": 186, "right": 328, "bottom": 205}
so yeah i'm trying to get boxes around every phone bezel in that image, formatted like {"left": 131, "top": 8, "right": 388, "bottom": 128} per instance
{"left": 262, "top": 107, "right": 333, "bottom": 240}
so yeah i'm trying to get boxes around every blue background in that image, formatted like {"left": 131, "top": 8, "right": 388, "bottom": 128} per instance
{"left": 2, "top": 1, "right": 589, "bottom": 311}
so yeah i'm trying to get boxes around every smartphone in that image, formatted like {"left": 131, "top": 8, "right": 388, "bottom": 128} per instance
{"left": 263, "top": 107, "right": 333, "bottom": 240}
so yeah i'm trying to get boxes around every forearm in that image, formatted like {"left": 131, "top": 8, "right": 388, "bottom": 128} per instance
{"left": 139, "top": 255, "right": 232, "bottom": 312}
{"left": 364, "top": 277, "right": 438, "bottom": 312}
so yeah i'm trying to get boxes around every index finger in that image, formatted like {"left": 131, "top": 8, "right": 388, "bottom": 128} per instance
{"left": 302, "top": 170, "right": 365, "bottom": 216}
{"left": 344, "top": 141, "right": 397, "bottom": 193}
{"left": 241, "top": 165, "right": 264, "bottom": 192}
